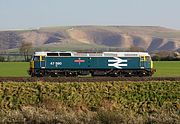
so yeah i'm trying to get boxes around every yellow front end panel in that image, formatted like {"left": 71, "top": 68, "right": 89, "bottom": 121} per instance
{"left": 151, "top": 61, "right": 153, "bottom": 68}
{"left": 40, "top": 56, "right": 42, "bottom": 61}
{"left": 31, "top": 61, "right": 34, "bottom": 69}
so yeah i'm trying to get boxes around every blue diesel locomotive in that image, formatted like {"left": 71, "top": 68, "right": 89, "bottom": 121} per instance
{"left": 28, "top": 51, "right": 155, "bottom": 77}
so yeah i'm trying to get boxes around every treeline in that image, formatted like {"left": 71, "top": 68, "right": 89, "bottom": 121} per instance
{"left": 151, "top": 51, "right": 180, "bottom": 61}
{"left": 152, "top": 56, "right": 180, "bottom": 61}
{"left": 0, "top": 54, "right": 32, "bottom": 62}
{"left": 0, "top": 45, "right": 180, "bottom": 62}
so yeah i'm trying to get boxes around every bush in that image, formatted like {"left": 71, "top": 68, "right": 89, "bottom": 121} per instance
{"left": 0, "top": 56, "right": 5, "bottom": 62}
{"left": 97, "top": 110, "right": 124, "bottom": 124}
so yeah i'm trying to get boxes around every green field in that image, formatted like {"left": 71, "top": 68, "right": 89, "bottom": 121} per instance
{"left": 0, "top": 62, "right": 29, "bottom": 77}
{"left": 0, "top": 61, "right": 179, "bottom": 77}
{"left": 153, "top": 61, "right": 180, "bottom": 77}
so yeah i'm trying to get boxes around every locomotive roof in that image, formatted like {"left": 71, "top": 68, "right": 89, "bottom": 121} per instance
{"left": 34, "top": 51, "right": 150, "bottom": 57}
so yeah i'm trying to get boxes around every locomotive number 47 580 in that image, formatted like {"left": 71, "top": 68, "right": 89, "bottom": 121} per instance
{"left": 50, "top": 62, "right": 62, "bottom": 67}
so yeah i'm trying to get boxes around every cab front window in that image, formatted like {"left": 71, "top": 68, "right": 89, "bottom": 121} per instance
{"left": 33, "top": 56, "right": 40, "bottom": 61}
{"left": 145, "top": 56, "right": 151, "bottom": 61}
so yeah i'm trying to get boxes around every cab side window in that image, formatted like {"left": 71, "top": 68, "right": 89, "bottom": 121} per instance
{"left": 140, "top": 57, "right": 144, "bottom": 61}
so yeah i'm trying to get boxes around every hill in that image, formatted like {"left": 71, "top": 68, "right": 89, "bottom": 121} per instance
{"left": 0, "top": 26, "right": 180, "bottom": 52}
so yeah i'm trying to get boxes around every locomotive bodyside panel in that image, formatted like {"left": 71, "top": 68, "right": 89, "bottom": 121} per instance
{"left": 45, "top": 56, "right": 141, "bottom": 70}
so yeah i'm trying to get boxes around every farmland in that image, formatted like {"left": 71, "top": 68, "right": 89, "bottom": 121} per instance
{"left": 0, "top": 62, "right": 29, "bottom": 77}
{"left": 154, "top": 61, "right": 180, "bottom": 77}
{"left": 0, "top": 61, "right": 179, "bottom": 123}
{"left": 0, "top": 61, "right": 179, "bottom": 77}
{"left": 0, "top": 81, "right": 179, "bottom": 123}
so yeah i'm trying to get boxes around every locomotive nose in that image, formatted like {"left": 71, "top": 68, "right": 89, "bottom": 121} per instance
{"left": 28, "top": 57, "right": 35, "bottom": 76}
{"left": 150, "top": 60, "right": 156, "bottom": 75}
{"left": 151, "top": 60, "right": 153, "bottom": 69}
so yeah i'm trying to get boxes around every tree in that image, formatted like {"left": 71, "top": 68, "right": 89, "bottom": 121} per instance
{"left": 0, "top": 56, "right": 5, "bottom": 62}
{"left": 19, "top": 42, "right": 33, "bottom": 61}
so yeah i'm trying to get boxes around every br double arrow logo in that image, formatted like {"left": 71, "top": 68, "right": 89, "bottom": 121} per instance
{"left": 108, "top": 57, "right": 128, "bottom": 69}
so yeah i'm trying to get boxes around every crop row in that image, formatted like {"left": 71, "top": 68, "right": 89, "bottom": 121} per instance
{"left": 0, "top": 81, "right": 179, "bottom": 115}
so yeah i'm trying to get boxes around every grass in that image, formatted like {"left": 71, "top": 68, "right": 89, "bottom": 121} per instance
{"left": 0, "top": 62, "right": 29, "bottom": 77}
{"left": 0, "top": 61, "right": 179, "bottom": 77}
{"left": 154, "top": 61, "right": 180, "bottom": 77}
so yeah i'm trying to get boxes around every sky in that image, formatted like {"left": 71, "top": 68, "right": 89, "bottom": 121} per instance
{"left": 0, "top": 0, "right": 180, "bottom": 30}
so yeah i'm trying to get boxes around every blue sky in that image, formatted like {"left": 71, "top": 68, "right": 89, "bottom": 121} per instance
{"left": 0, "top": 0, "right": 180, "bottom": 29}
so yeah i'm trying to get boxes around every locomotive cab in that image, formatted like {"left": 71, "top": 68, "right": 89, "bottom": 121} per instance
{"left": 28, "top": 53, "right": 46, "bottom": 77}
{"left": 140, "top": 55, "right": 155, "bottom": 76}
{"left": 29, "top": 56, "right": 39, "bottom": 76}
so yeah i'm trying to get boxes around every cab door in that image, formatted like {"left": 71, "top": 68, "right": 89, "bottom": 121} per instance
{"left": 34, "top": 56, "right": 40, "bottom": 69}
{"left": 144, "top": 56, "right": 151, "bottom": 69}
{"left": 140, "top": 56, "right": 145, "bottom": 69}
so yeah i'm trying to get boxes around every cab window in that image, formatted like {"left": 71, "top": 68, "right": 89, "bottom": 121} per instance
{"left": 140, "top": 56, "right": 144, "bottom": 61}
{"left": 145, "top": 56, "right": 151, "bottom": 61}
{"left": 33, "top": 56, "right": 40, "bottom": 61}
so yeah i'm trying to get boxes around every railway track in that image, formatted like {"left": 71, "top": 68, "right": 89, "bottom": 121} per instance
{"left": 0, "top": 77, "right": 180, "bottom": 82}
